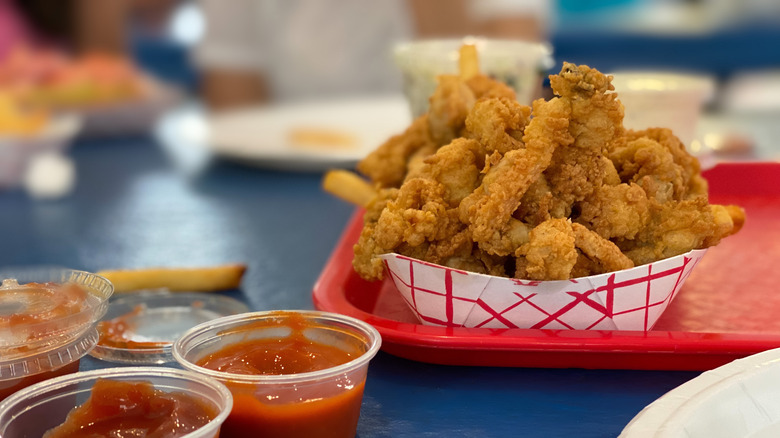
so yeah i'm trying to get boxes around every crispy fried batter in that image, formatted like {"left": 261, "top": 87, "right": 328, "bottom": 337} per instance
{"left": 516, "top": 218, "right": 577, "bottom": 280}
{"left": 418, "top": 138, "right": 484, "bottom": 206}
{"left": 461, "top": 97, "right": 572, "bottom": 256}
{"left": 619, "top": 197, "right": 744, "bottom": 266}
{"left": 350, "top": 61, "right": 745, "bottom": 282}
{"left": 545, "top": 63, "right": 625, "bottom": 214}
{"left": 578, "top": 183, "right": 650, "bottom": 240}
{"left": 466, "top": 74, "right": 517, "bottom": 100}
{"left": 571, "top": 223, "right": 634, "bottom": 274}
{"left": 428, "top": 75, "right": 476, "bottom": 145}
{"left": 357, "top": 115, "right": 435, "bottom": 187}
{"left": 464, "top": 97, "right": 531, "bottom": 155}
{"left": 352, "top": 188, "right": 400, "bottom": 280}
{"left": 609, "top": 134, "right": 693, "bottom": 203}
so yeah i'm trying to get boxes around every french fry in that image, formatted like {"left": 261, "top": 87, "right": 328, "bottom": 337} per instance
{"left": 322, "top": 169, "right": 376, "bottom": 207}
{"left": 458, "top": 44, "right": 480, "bottom": 80}
{"left": 98, "top": 264, "right": 246, "bottom": 293}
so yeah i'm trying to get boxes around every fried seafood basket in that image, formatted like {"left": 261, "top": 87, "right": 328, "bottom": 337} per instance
{"left": 318, "top": 46, "right": 760, "bottom": 370}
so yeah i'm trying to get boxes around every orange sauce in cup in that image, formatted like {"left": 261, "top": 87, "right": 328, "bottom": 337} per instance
{"left": 1, "top": 280, "right": 96, "bottom": 401}
{"left": 96, "top": 305, "right": 169, "bottom": 350}
{"left": 43, "top": 379, "right": 218, "bottom": 438}
{"left": 195, "top": 313, "right": 366, "bottom": 438}
{"left": 0, "top": 281, "right": 90, "bottom": 330}
{"left": 0, "top": 361, "right": 80, "bottom": 402}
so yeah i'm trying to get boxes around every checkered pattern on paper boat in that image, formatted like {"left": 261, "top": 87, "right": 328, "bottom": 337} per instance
{"left": 380, "top": 249, "right": 707, "bottom": 331}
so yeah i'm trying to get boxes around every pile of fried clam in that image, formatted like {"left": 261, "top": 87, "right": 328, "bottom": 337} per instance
{"left": 325, "top": 46, "right": 745, "bottom": 282}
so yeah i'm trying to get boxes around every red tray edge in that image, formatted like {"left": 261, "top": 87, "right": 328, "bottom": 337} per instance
{"left": 312, "top": 162, "right": 780, "bottom": 369}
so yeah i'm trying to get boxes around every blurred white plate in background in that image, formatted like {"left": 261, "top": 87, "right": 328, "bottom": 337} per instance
{"left": 0, "top": 114, "right": 81, "bottom": 189}
{"left": 207, "top": 95, "right": 411, "bottom": 172}
{"left": 79, "top": 78, "right": 181, "bottom": 137}
{"left": 620, "top": 348, "right": 780, "bottom": 438}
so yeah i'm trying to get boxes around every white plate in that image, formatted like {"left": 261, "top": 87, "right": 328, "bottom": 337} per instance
{"left": 620, "top": 348, "right": 780, "bottom": 438}
{"left": 0, "top": 114, "right": 81, "bottom": 188}
{"left": 207, "top": 95, "right": 411, "bottom": 172}
{"left": 78, "top": 78, "right": 181, "bottom": 137}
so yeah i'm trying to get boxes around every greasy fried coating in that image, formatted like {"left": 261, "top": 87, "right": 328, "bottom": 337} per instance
{"left": 723, "top": 204, "right": 746, "bottom": 235}
{"left": 461, "top": 97, "right": 572, "bottom": 256}
{"left": 578, "top": 183, "right": 649, "bottom": 240}
{"left": 403, "top": 143, "right": 438, "bottom": 182}
{"left": 571, "top": 223, "right": 634, "bottom": 274}
{"left": 353, "top": 137, "right": 485, "bottom": 279}
{"left": 352, "top": 188, "right": 400, "bottom": 280}
{"left": 619, "top": 198, "right": 744, "bottom": 266}
{"left": 515, "top": 175, "right": 554, "bottom": 226}
{"left": 359, "top": 59, "right": 517, "bottom": 189}
{"left": 609, "top": 129, "right": 705, "bottom": 203}
{"left": 428, "top": 75, "right": 476, "bottom": 145}
{"left": 516, "top": 218, "right": 577, "bottom": 280}
{"left": 545, "top": 63, "right": 624, "bottom": 213}
{"left": 464, "top": 97, "right": 531, "bottom": 155}
{"left": 350, "top": 61, "right": 745, "bottom": 282}
{"left": 418, "top": 138, "right": 484, "bottom": 206}
{"left": 374, "top": 179, "right": 452, "bottom": 249}
{"left": 625, "top": 127, "right": 705, "bottom": 198}
{"left": 358, "top": 115, "right": 435, "bottom": 187}
{"left": 465, "top": 74, "right": 517, "bottom": 100}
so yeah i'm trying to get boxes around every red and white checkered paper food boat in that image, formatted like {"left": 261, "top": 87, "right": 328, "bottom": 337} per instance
{"left": 380, "top": 249, "right": 707, "bottom": 331}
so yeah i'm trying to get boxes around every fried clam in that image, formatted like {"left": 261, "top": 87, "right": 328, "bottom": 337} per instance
{"left": 358, "top": 44, "right": 515, "bottom": 188}
{"left": 352, "top": 137, "right": 488, "bottom": 280}
{"left": 544, "top": 62, "right": 625, "bottom": 217}
{"left": 344, "top": 60, "right": 746, "bottom": 283}
{"left": 357, "top": 114, "right": 436, "bottom": 188}
{"left": 460, "top": 96, "right": 572, "bottom": 256}
{"left": 514, "top": 219, "right": 633, "bottom": 280}
{"left": 609, "top": 127, "right": 708, "bottom": 202}
{"left": 617, "top": 197, "right": 745, "bottom": 266}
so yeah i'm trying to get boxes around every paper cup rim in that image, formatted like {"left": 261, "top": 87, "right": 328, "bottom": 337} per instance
{"left": 380, "top": 248, "right": 708, "bottom": 287}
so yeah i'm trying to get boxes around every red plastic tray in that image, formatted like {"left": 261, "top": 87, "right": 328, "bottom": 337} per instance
{"left": 313, "top": 162, "right": 780, "bottom": 370}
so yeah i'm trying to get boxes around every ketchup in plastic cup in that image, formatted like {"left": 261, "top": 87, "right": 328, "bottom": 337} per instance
{"left": 0, "top": 367, "right": 233, "bottom": 438}
{"left": 0, "top": 268, "right": 113, "bottom": 401}
{"left": 173, "top": 310, "right": 382, "bottom": 438}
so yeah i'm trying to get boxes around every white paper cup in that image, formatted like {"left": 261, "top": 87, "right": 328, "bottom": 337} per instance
{"left": 394, "top": 38, "right": 554, "bottom": 117}
{"left": 610, "top": 71, "right": 715, "bottom": 148}
{"left": 380, "top": 249, "right": 707, "bottom": 331}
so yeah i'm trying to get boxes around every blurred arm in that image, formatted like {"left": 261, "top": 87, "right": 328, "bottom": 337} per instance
{"left": 195, "top": 0, "right": 268, "bottom": 109}
{"left": 406, "top": 0, "right": 548, "bottom": 41}
{"left": 202, "top": 69, "right": 269, "bottom": 110}
{"left": 74, "top": 0, "right": 129, "bottom": 54}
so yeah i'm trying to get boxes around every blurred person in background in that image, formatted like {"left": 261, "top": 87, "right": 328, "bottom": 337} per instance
{"left": 0, "top": 0, "right": 127, "bottom": 57}
{"left": 195, "top": 0, "right": 549, "bottom": 109}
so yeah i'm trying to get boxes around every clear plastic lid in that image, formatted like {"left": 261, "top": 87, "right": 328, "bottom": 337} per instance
{"left": 0, "top": 268, "right": 113, "bottom": 352}
{"left": 0, "top": 327, "right": 98, "bottom": 381}
{"left": 90, "top": 291, "right": 249, "bottom": 365}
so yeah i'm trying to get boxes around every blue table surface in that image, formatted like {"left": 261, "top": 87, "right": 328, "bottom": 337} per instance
{"left": 0, "top": 135, "right": 701, "bottom": 437}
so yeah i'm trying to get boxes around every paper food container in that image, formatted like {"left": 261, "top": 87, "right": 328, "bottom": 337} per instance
{"left": 379, "top": 249, "right": 707, "bottom": 331}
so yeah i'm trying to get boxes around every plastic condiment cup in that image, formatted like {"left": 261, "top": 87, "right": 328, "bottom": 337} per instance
{"left": 610, "top": 71, "right": 715, "bottom": 149}
{"left": 393, "top": 37, "right": 554, "bottom": 117}
{"left": 172, "top": 310, "right": 382, "bottom": 438}
{"left": 0, "top": 367, "right": 233, "bottom": 438}
{"left": 0, "top": 267, "right": 114, "bottom": 350}
{"left": 0, "top": 327, "right": 98, "bottom": 402}
{"left": 0, "top": 268, "right": 113, "bottom": 401}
